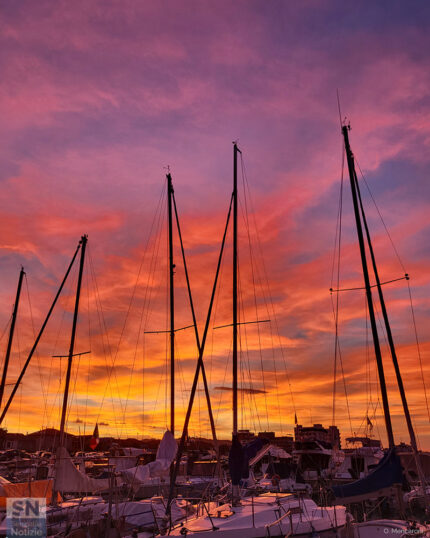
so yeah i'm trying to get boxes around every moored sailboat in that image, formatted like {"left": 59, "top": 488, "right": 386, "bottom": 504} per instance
{"left": 167, "top": 143, "right": 349, "bottom": 537}
{"left": 330, "top": 121, "right": 430, "bottom": 530}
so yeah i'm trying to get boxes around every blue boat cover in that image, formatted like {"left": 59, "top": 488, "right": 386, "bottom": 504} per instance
{"left": 332, "top": 448, "right": 403, "bottom": 500}
{"left": 229, "top": 436, "right": 266, "bottom": 485}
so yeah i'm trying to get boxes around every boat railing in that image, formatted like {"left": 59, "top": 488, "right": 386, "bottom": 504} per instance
{"left": 264, "top": 506, "right": 303, "bottom": 537}
{"left": 166, "top": 495, "right": 218, "bottom": 534}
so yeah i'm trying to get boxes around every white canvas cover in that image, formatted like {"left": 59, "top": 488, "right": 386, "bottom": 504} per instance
{"left": 122, "top": 430, "right": 177, "bottom": 486}
{"left": 47, "top": 496, "right": 190, "bottom": 532}
{"left": 109, "top": 446, "right": 146, "bottom": 470}
{"left": 54, "top": 446, "right": 110, "bottom": 494}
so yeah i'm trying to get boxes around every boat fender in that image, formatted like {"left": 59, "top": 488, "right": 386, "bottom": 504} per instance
{"left": 180, "top": 527, "right": 188, "bottom": 535}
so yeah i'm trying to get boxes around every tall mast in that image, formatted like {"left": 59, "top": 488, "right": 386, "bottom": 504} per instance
{"left": 342, "top": 125, "right": 395, "bottom": 448}
{"left": 59, "top": 235, "right": 88, "bottom": 448}
{"left": 0, "top": 267, "right": 25, "bottom": 409}
{"left": 233, "top": 143, "right": 239, "bottom": 436}
{"left": 0, "top": 241, "right": 82, "bottom": 426}
{"left": 354, "top": 164, "right": 429, "bottom": 508}
{"left": 166, "top": 195, "right": 234, "bottom": 516}
{"left": 167, "top": 172, "right": 175, "bottom": 436}
{"left": 172, "top": 192, "right": 218, "bottom": 449}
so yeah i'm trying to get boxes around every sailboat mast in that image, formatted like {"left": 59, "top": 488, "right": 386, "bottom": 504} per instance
{"left": 342, "top": 125, "right": 395, "bottom": 448}
{"left": 0, "top": 267, "right": 25, "bottom": 409}
{"left": 0, "top": 241, "right": 82, "bottom": 426}
{"left": 172, "top": 192, "right": 219, "bottom": 449}
{"left": 59, "top": 234, "right": 88, "bottom": 447}
{"left": 354, "top": 168, "right": 429, "bottom": 506}
{"left": 167, "top": 172, "right": 175, "bottom": 436}
{"left": 233, "top": 143, "right": 239, "bottom": 436}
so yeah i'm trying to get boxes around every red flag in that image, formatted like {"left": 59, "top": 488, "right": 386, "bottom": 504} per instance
{"left": 89, "top": 424, "right": 99, "bottom": 450}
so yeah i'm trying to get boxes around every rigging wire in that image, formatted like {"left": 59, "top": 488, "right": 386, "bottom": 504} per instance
{"left": 330, "top": 141, "right": 354, "bottom": 436}
{"left": 355, "top": 157, "right": 430, "bottom": 428}
{"left": 239, "top": 153, "right": 296, "bottom": 429}
{"left": 42, "top": 280, "right": 69, "bottom": 432}
{"left": 330, "top": 142, "right": 344, "bottom": 428}
{"left": 88, "top": 250, "right": 121, "bottom": 439}
{"left": 355, "top": 159, "right": 406, "bottom": 274}
{"left": 50, "top": 268, "right": 80, "bottom": 436}
{"left": 372, "top": 282, "right": 398, "bottom": 446}
{"left": 208, "top": 213, "right": 232, "bottom": 432}
{"left": 209, "top": 215, "right": 228, "bottom": 389}
{"left": 238, "top": 265, "right": 262, "bottom": 432}
{"left": 137, "top": 185, "right": 169, "bottom": 434}
{"left": 0, "top": 315, "right": 12, "bottom": 347}
{"left": 30, "top": 261, "right": 78, "bottom": 446}
{"left": 119, "top": 191, "right": 171, "bottom": 437}
{"left": 406, "top": 281, "right": 430, "bottom": 422}
{"left": 25, "top": 271, "right": 64, "bottom": 443}
{"left": 65, "top": 351, "right": 82, "bottom": 438}
{"left": 120, "top": 284, "right": 148, "bottom": 436}
{"left": 214, "top": 340, "right": 232, "bottom": 428}
{"left": 93, "top": 183, "right": 166, "bottom": 435}
{"left": 239, "top": 167, "right": 270, "bottom": 431}
{"left": 364, "top": 293, "right": 381, "bottom": 441}
{"left": 24, "top": 273, "right": 49, "bottom": 418}
{"left": 174, "top": 337, "right": 188, "bottom": 432}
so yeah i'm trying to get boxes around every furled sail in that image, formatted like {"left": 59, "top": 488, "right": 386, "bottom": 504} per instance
{"left": 122, "top": 430, "right": 177, "bottom": 486}
{"left": 331, "top": 448, "right": 404, "bottom": 503}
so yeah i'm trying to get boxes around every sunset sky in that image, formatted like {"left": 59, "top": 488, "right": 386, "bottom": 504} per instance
{"left": 1, "top": 0, "right": 430, "bottom": 450}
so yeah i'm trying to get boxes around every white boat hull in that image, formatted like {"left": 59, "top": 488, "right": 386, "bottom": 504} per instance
{"left": 352, "top": 519, "right": 430, "bottom": 538}
{"left": 169, "top": 493, "right": 347, "bottom": 537}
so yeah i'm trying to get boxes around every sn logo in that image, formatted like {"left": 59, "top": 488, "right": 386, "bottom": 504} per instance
{"left": 7, "top": 497, "right": 46, "bottom": 519}
{"left": 12, "top": 499, "right": 40, "bottom": 517}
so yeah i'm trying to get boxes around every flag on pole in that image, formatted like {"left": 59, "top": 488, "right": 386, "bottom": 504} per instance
{"left": 366, "top": 416, "right": 373, "bottom": 430}
{"left": 294, "top": 413, "right": 298, "bottom": 425}
{"left": 89, "top": 424, "right": 99, "bottom": 450}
